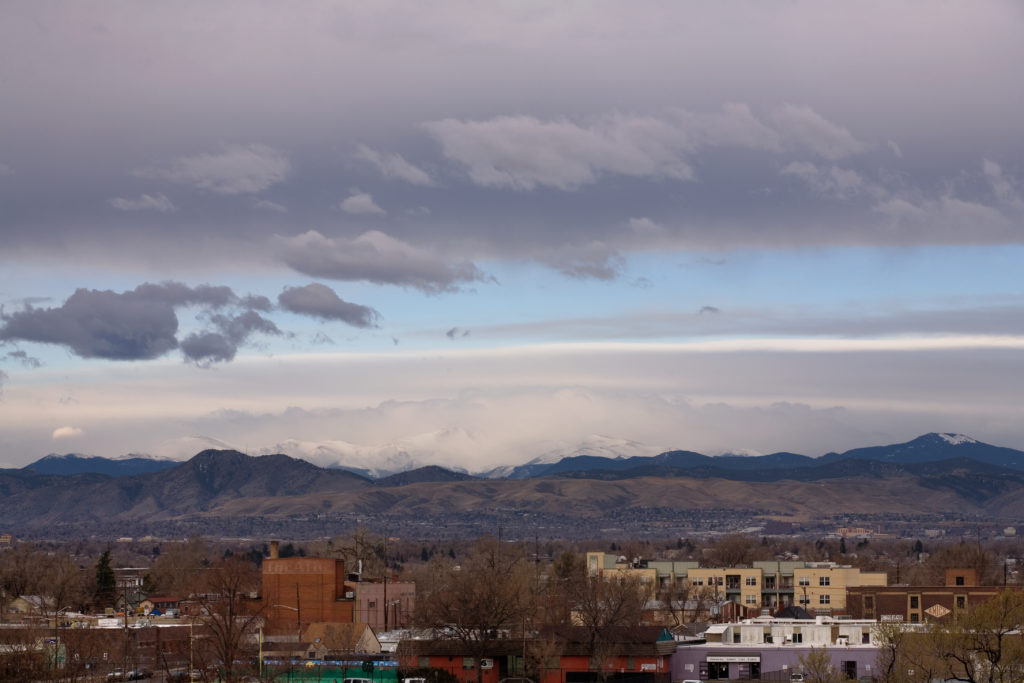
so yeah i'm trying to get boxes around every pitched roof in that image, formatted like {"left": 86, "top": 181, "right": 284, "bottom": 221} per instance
{"left": 301, "top": 622, "right": 376, "bottom": 651}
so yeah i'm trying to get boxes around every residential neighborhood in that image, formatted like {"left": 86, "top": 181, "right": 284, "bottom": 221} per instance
{"left": 3, "top": 535, "right": 1024, "bottom": 682}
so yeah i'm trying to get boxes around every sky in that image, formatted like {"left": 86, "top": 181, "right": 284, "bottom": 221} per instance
{"left": 2, "top": 1, "right": 1024, "bottom": 472}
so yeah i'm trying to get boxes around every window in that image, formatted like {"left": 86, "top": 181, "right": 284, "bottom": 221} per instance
{"left": 819, "top": 594, "right": 831, "bottom": 605}
{"left": 955, "top": 575, "right": 965, "bottom": 586}
{"left": 910, "top": 613, "right": 919, "bottom": 623}
{"left": 746, "top": 595, "right": 758, "bottom": 605}
{"left": 368, "top": 600, "right": 377, "bottom": 609}
{"left": 745, "top": 577, "right": 757, "bottom": 586}
{"left": 956, "top": 595, "right": 966, "bottom": 609}
{"left": 862, "top": 631, "right": 871, "bottom": 644}
{"left": 792, "top": 632, "right": 803, "bottom": 643}
{"left": 694, "top": 578, "right": 704, "bottom": 586}
{"left": 819, "top": 576, "right": 831, "bottom": 587}
{"left": 463, "top": 658, "right": 475, "bottom": 670}
{"left": 864, "top": 596, "right": 874, "bottom": 609}
{"left": 910, "top": 596, "right": 919, "bottom": 609}
{"left": 717, "top": 577, "right": 724, "bottom": 586}
{"left": 799, "top": 577, "right": 810, "bottom": 586}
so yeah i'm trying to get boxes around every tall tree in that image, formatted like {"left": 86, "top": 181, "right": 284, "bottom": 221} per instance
{"left": 94, "top": 549, "right": 116, "bottom": 610}
{"left": 570, "top": 571, "right": 647, "bottom": 681}
{"left": 416, "top": 538, "right": 533, "bottom": 683}
{"left": 192, "top": 555, "right": 263, "bottom": 683}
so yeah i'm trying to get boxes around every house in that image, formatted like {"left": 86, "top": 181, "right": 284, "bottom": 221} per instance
{"left": 671, "top": 616, "right": 882, "bottom": 681}
{"left": 8, "top": 595, "right": 49, "bottom": 615}
{"left": 139, "top": 597, "right": 180, "bottom": 615}
{"left": 301, "top": 622, "right": 381, "bottom": 659}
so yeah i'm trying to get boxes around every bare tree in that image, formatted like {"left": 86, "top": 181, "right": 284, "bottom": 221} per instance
{"left": 192, "top": 555, "right": 262, "bottom": 683}
{"left": 147, "top": 537, "right": 210, "bottom": 596}
{"left": 569, "top": 570, "right": 646, "bottom": 681}
{"left": 416, "top": 538, "right": 533, "bottom": 683}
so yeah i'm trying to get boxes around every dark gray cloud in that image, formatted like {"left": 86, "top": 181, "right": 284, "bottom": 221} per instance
{"left": 275, "top": 230, "right": 488, "bottom": 293}
{"left": 0, "top": 283, "right": 277, "bottom": 362}
{"left": 132, "top": 282, "right": 237, "bottom": 308}
{"left": 0, "top": 288, "right": 181, "bottom": 360}
{"left": 699, "top": 306, "right": 721, "bottom": 315}
{"left": 278, "top": 283, "right": 379, "bottom": 328}
{"left": 181, "top": 310, "right": 282, "bottom": 365}
{"left": 446, "top": 327, "right": 470, "bottom": 340}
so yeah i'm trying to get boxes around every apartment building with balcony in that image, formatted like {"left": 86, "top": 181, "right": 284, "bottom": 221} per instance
{"left": 585, "top": 552, "right": 887, "bottom": 616}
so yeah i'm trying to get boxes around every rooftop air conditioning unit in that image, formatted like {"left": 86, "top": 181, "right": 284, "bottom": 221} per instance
{"left": 345, "top": 591, "right": 355, "bottom": 599}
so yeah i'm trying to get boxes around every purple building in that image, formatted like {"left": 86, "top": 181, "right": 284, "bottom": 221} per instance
{"left": 670, "top": 617, "right": 881, "bottom": 681}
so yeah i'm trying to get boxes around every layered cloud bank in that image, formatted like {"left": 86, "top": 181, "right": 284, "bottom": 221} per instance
{"left": 1, "top": 2, "right": 1022, "bottom": 465}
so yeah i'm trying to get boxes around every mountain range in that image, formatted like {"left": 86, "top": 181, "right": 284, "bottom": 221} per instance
{"left": 4, "top": 433, "right": 1024, "bottom": 534}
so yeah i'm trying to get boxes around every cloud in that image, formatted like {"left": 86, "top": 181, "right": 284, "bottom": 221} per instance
{"left": 0, "top": 162, "right": 13, "bottom": 176}
{"left": 136, "top": 143, "right": 291, "bottom": 195}
{"left": 424, "top": 113, "right": 697, "bottom": 190}
{"left": 52, "top": 426, "right": 84, "bottom": 439}
{"left": 0, "top": 369, "right": 6, "bottom": 397}
{"left": 354, "top": 144, "right": 435, "bottom": 186}
{"left": 275, "top": 230, "right": 488, "bottom": 293}
{"left": 699, "top": 306, "right": 721, "bottom": 315}
{"left": 108, "top": 193, "right": 176, "bottom": 212}
{"left": 253, "top": 199, "right": 288, "bottom": 213}
{"left": 0, "top": 282, "right": 274, "bottom": 362}
{"left": 278, "top": 283, "right": 379, "bottom": 327}
{"left": 339, "top": 190, "right": 386, "bottom": 215}
{"left": 772, "top": 104, "right": 866, "bottom": 160}
{"left": 180, "top": 310, "right": 281, "bottom": 365}
{"left": 2, "top": 350, "right": 42, "bottom": 368}
{"left": 446, "top": 327, "right": 470, "bottom": 339}
{"left": 539, "top": 242, "right": 625, "bottom": 280}
{"left": 0, "top": 288, "right": 181, "bottom": 360}
{"left": 781, "top": 161, "right": 873, "bottom": 199}
{"left": 983, "top": 159, "right": 1022, "bottom": 208}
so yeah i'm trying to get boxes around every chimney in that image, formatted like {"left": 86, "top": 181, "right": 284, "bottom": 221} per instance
{"left": 270, "top": 540, "right": 279, "bottom": 559}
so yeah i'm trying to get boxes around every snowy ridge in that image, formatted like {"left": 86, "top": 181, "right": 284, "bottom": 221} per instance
{"left": 937, "top": 433, "right": 978, "bottom": 446}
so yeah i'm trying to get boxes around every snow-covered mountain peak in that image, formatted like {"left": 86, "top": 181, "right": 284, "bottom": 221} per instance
{"left": 936, "top": 433, "right": 978, "bottom": 446}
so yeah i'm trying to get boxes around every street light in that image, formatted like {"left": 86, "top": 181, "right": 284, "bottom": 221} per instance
{"left": 271, "top": 603, "right": 301, "bottom": 642}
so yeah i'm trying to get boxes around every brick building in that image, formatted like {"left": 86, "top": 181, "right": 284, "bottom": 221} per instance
{"left": 261, "top": 542, "right": 356, "bottom": 637}
{"left": 354, "top": 581, "right": 416, "bottom": 631}
{"left": 846, "top": 569, "right": 1013, "bottom": 623}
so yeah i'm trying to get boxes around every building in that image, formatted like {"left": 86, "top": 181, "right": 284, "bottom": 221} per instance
{"left": 300, "top": 622, "right": 381, "bottom": 659}
{"left": 671, "top": 616, "right": 882, "bottom": 681}
{"left": 586, "top": 553, "right": 887, "bottom": 616}
{"left": 403, "top": 626, "right": 676, "bottom": 683}
{"left": 353, "top": 581, "right": 416, "bottom": 631}
{"left": 846, "top": 568, "right": 1016, "bottom": 623}
{"left": 261, "top": 542, "right": 356, "bottom": 637}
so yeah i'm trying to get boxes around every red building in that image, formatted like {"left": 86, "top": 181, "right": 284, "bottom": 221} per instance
{"left": 261, "top": 542, "right": 355, "bottom": 637}
{"left": 403, "top": 626, "right": 675, "bottom": 683}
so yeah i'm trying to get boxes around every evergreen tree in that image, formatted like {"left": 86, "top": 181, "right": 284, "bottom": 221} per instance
{"left": 95, "top": 550, "right": 116, "bottom": 609}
